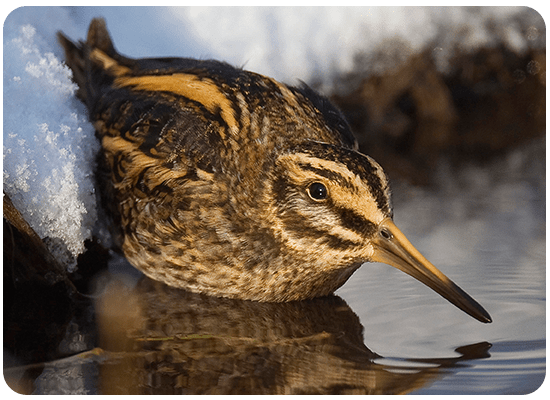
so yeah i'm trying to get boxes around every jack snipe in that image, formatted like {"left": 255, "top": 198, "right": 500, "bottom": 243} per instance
{"left": 59, "top": 18, "right": 491, "bottom": 323}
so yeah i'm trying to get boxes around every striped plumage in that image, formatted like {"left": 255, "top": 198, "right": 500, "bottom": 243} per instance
{"left": 58, "top": 18, "right": 491, "bottom": 323}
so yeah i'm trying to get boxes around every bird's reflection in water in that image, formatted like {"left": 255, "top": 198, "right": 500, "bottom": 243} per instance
{"left": 94, "top": 274, "right": 491, "bottom": 395}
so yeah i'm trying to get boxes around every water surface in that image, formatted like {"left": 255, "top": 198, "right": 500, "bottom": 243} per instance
{"left": 4, "top": 138, "right": 545, "bottom": 394}
{"left": 337, "top": 137, "right": 545, "bottom": 393}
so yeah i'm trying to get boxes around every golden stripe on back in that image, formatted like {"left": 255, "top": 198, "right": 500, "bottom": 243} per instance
{"left": 114, "top": 74, "right": 239, "bottom": 139}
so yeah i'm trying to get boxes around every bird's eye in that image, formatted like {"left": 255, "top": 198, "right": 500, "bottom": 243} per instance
{"left": 308, "top": 182, "right": 328, "bottom": 201}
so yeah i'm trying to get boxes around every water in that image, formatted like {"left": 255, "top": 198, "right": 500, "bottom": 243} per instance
{"left": 336, "top": 137, "right": 546, "bottom": 393}
{"left": 4, "top": 138, "right": 545, "bottom": 394}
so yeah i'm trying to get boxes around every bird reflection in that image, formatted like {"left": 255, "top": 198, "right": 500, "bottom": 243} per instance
{"left": 93, "top": 274, "right": 491, "bottom": 395}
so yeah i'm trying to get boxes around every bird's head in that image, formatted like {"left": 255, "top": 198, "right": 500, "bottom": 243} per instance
{"left": 268, "top": 140, "right": 491, "bottom": 323}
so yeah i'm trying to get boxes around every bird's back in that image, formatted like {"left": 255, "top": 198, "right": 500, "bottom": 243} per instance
{"left": 57, "top": 18, "right": 357, "bottom": 153}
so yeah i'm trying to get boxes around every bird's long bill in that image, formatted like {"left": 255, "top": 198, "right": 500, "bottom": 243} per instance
{"left": 371, "top": 218, "right": 492, "bottom": 323}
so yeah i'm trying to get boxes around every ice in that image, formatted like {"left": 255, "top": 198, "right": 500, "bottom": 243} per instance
{"left": 2, "top": 6, "right": 544, "bottom": 272}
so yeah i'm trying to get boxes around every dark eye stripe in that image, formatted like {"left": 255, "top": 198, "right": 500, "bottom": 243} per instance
{"left": 271, "top": 176, "right": 362, "bottom": 248}
{"left": 280, "top": 211, "right": 362, "bottom": 250}
{"left": 335, "top": 206, "right": 377, "bottom": 237}
{"left": 297, "top": 142, "right": 392, "bottom": 217}
{"left": 296, "top": 162, "right": 355, "bottom": 190}
{"left": 295, "top": 159, "right": 388, "bottom": 229}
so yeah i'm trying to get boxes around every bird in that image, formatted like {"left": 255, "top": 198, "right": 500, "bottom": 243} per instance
{"left": 58, "top": 18, "right": 491, "bottom": 323}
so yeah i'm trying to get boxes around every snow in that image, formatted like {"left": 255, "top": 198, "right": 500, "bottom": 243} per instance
{"left": 3, "top": 21, "right": 99, "bottom": 270}
{"left": 2, "top": 6, "right": 545, "bottom": 270}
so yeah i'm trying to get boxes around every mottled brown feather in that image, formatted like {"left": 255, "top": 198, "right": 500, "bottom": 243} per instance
{"left": 58, "top": 18, "right": 393, "bottom": 301}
